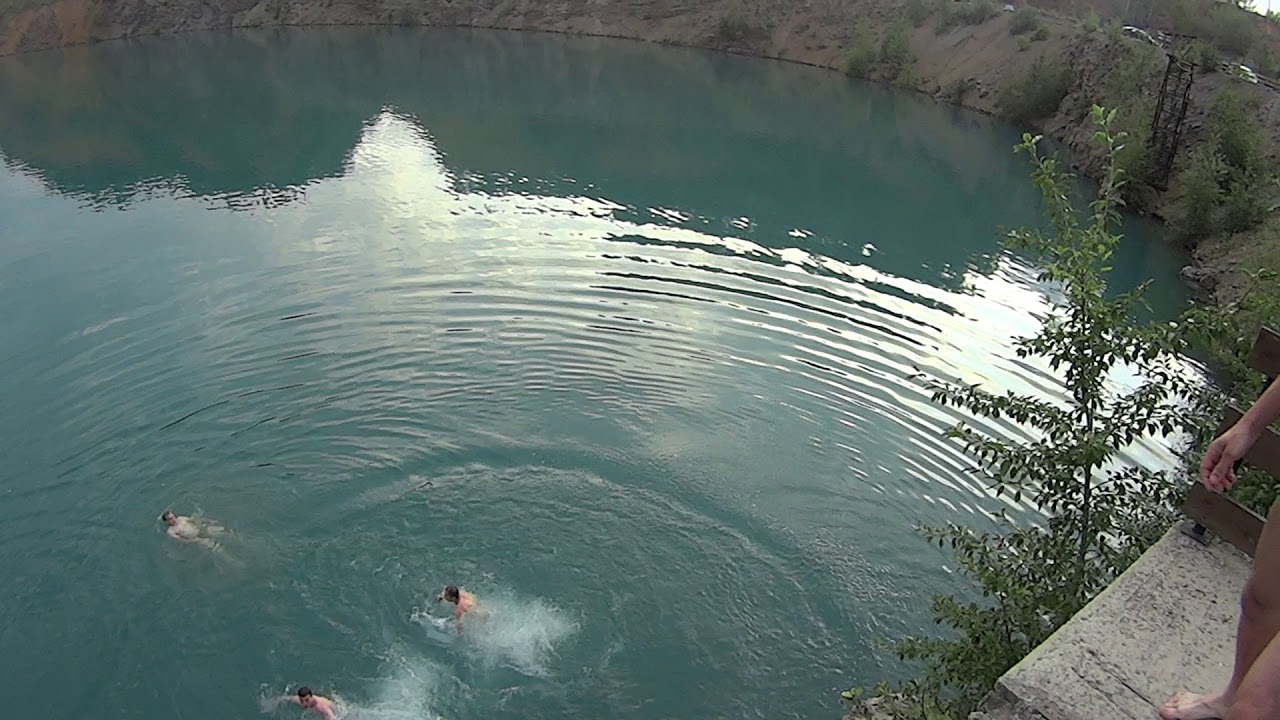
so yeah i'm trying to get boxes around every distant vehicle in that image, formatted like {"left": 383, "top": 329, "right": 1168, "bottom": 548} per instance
{"left": 1232, "top": 64, "right": 1260, "bottom": 84}
{"left": 1004, "top": 3, "right": 1015, "bottom": 11}
{"left": 1120, "top": 25, "right": 1160, "bottom": 47}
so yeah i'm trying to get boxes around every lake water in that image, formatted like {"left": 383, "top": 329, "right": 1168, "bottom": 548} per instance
{"left": 0, "top": 27, "right": 1190, "bottom": 720}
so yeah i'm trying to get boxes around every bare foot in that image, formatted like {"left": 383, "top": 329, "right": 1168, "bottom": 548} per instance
{"left": 1159, "top": 691, "right": 1229, "bottom": 720}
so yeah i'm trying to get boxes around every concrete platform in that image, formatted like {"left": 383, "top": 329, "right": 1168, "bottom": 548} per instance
{"left": 985, "top": 523, "right": 1251, "bottom": 720}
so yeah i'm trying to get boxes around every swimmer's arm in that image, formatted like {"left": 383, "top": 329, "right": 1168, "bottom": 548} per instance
{"left": 169, "top": 528, "right": 217, "bottom": 549}
{"left": 196, "top": 518, "right": 226, "bottom": 534}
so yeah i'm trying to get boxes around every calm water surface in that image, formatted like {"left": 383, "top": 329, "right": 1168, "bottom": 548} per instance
{"left": 0, "top": 28, "right": 1190, "bottom": 720}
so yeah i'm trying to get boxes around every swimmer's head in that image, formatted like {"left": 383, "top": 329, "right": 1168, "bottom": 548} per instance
{"left": 160, "top": 510, "right": 177, "bottom": 526}
{"left": 297, "top": 687, "right": 315, "bottom": 707}
{"left": 438, "top": 585, "right": 460, "bottom": 603}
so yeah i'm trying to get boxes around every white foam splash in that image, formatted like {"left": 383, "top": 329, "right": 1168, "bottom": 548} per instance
{"left": 259, "top": 655, "right": 456, "bottom": 720}
{"left": 415, "top": 587, "right": 578, "bottom": 678}
{"left": 352, "top": 655, "right": 454, "bottom": 720}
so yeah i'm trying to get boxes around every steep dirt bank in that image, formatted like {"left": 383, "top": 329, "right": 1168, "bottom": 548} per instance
{"left": 1, "top": 0, "right": 1276, "bottom": 298}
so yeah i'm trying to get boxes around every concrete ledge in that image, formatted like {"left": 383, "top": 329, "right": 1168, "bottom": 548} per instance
{"left": 991, "top": 523, "right": 1250, "bottom": 720}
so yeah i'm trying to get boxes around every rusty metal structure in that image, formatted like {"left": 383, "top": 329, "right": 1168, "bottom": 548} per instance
{"left": 1147, "top": 33, "right": 1197, "bottom": 190}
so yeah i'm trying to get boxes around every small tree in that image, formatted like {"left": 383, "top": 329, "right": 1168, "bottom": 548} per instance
{"left": 1193, "top": 41, "right": 1220, "bottom": 72}
{"left": 843, "top": 107, "right": 1202, "bottom": 718}
{"left": 1213, "top": 90, "right": 1263, "bottom": 178}
{"left": 1176, "top": 140, "right": 1226, "bottom": 240}
{"left": 1081, "top": 11, "right": 1101, "bottom": 34}
{"left": 997, "top": 55, "right": 1072, "bottom": 125}
{"left": 906, "top": 0, "right": 941, "bottom": 27}
{"left": 880, "top": 21, "right": 916, "bottom": 82}
{"left": 1010, "top": 7, "right": 1041, "bottom": 35}
{"left": 845, "top": 31, "right": 879, "bottom": 78}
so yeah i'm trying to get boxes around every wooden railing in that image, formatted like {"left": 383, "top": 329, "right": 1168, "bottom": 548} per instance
{"left": 1181, "top": 327, "right": 1280, "bottom": 557}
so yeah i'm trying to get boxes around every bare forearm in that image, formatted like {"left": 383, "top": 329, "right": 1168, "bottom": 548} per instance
{"left": 1241, "top": 379, "right": 1280, "bottom": 434}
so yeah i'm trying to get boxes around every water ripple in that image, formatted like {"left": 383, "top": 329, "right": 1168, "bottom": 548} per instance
{"left": 0, "top": 75, "right": 1196, "bottom": 720}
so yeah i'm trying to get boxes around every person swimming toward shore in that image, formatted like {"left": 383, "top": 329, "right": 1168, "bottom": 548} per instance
{"left": 437, "top": 584, "right": 478, "bottom": 627}
{"left": 159, "top": 509, "right": 225, "bottom": 551}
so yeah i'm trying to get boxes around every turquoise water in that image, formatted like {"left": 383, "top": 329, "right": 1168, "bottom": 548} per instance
{"left": 0, "top": 28, "right": 1190, "bottom": 720}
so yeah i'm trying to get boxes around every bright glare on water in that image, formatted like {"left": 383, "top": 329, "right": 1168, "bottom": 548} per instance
{"left": 0, "top": 27, "right": 1191, "bottom": 720}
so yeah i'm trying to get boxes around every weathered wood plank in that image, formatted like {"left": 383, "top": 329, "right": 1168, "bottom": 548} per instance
{"left": 1216, "top": 406, "right": 1280, "bottom": 480}
{"left": 1246, "top": 327, "right": 1280, "bottom": 378}
{"left": 1183, "top": 483, "right": 1266, "bottom": 556}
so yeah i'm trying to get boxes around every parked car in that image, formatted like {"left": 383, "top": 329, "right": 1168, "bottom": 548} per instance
{"left": 1120, "top": 25, "right": 1160, "bottom": 48}
{"left": 1232, "top": 64, "right": 1260, "bottom": 84}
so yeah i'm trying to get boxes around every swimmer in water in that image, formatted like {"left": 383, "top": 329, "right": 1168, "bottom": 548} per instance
{"left": 437, "top": 584, "right": 477, "bottom": 627}
{"left": 159, "top": 510, "right": 224, "bottom": 551}
{"left": 277, "top": 687, "right": 338, "bottom": 720}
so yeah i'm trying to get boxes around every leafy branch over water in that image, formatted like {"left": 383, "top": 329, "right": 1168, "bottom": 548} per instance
{"left": 842, "top": 106, "right": 1217, "bottom": 718}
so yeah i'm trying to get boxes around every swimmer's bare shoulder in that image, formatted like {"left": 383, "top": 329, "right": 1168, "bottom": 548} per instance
{"left": 437, "top": 584, "right": 481, "bottom": 628}
{"left": 281, "top": 687, "right": 337, "bottom": 719}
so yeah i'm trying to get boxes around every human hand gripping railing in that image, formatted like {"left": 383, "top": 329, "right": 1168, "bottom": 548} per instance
{"left": 1180, "top": 328, "right": 1280, "bottom": 555}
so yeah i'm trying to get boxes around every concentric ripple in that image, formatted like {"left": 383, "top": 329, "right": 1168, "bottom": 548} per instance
{"left": 0, "top": 28, "right": 1193, "bottom": 720}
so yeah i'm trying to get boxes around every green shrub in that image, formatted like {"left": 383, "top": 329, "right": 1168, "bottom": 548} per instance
{"left": 1009, "top": 7, "right": 1040, "bottom": 35}
{"left": 1173, "top": 93, "right": 1269, "bottom": 239}
{"left": 906, "top": 0, "right": 943, "bottom": 28}
{"left": 1081, "top": 11, "right": 1100, "bottom": 34}
{"left": 938, "top": 0, "right": 998, "bottom": 34}
{"left": 715, "top": 10, "right": 765, "bottom": 45}
{"left": 1208, "top": 4, "right": 1256, "bottom": 58}
{"left": 1222, "top": 171, "right": 1266, "bottom": 233}
{"left": 997, "top": 55, "right": 1072, "bottom": 125}
{"left": 1182, "top": 266, "right": 1280, "bottom": 516}
{"left": 1112, "top": 101, "right": 1157, "bottom": 209}
{"left": 880, "top": 21, "right": 916, "bottom": 83}
{"left": 957, "top": 0, "right": 998, "bottom": 25}
{"left": 1212, "top": 89, "right": 1264, "bottom": 178}
{"left": 1253, "top": 48, "right": 1280, "bottom": 78}
{"left": 1194, "top": 41, "right": 1221, "bottom": 72}
{"left": 1171, "top": 1, "right": 1258, "bottom": 59}
{"left": 1185, "top": 265, "right": 1280, "bottom": 402}
{"left": 1032, "top": 26, "right": 1050, "bottom": 42}
{"left": 1176, "top": 141, "right": 1226, "bottom": 240}
{"left": 844, "top": 31, "right": 879, "bottom": 78}
{"left": 1100, "top": 38, "right": 1159, "bottom": 106}
{"left": 895, "top": 63, "right": 919, "bottom": 88}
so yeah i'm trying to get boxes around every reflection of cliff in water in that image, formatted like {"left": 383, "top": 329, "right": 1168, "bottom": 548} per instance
{"left": 0, "top": 27, "right": 1173, "bottom": 296}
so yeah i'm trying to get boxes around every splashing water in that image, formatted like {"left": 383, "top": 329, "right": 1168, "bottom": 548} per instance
{"left": 414, "top": 587, "right": 579, "bottom": 678}
{"left": 258, "top": 654, "right": 457, "bottom": 720}
{"left": 352, "top": 654, "right": 458, "bottom": 720}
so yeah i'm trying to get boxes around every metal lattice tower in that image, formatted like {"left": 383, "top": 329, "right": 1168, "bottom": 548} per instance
{"left": 1147, "top": 33, "right": 1197, "bottom": 190}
